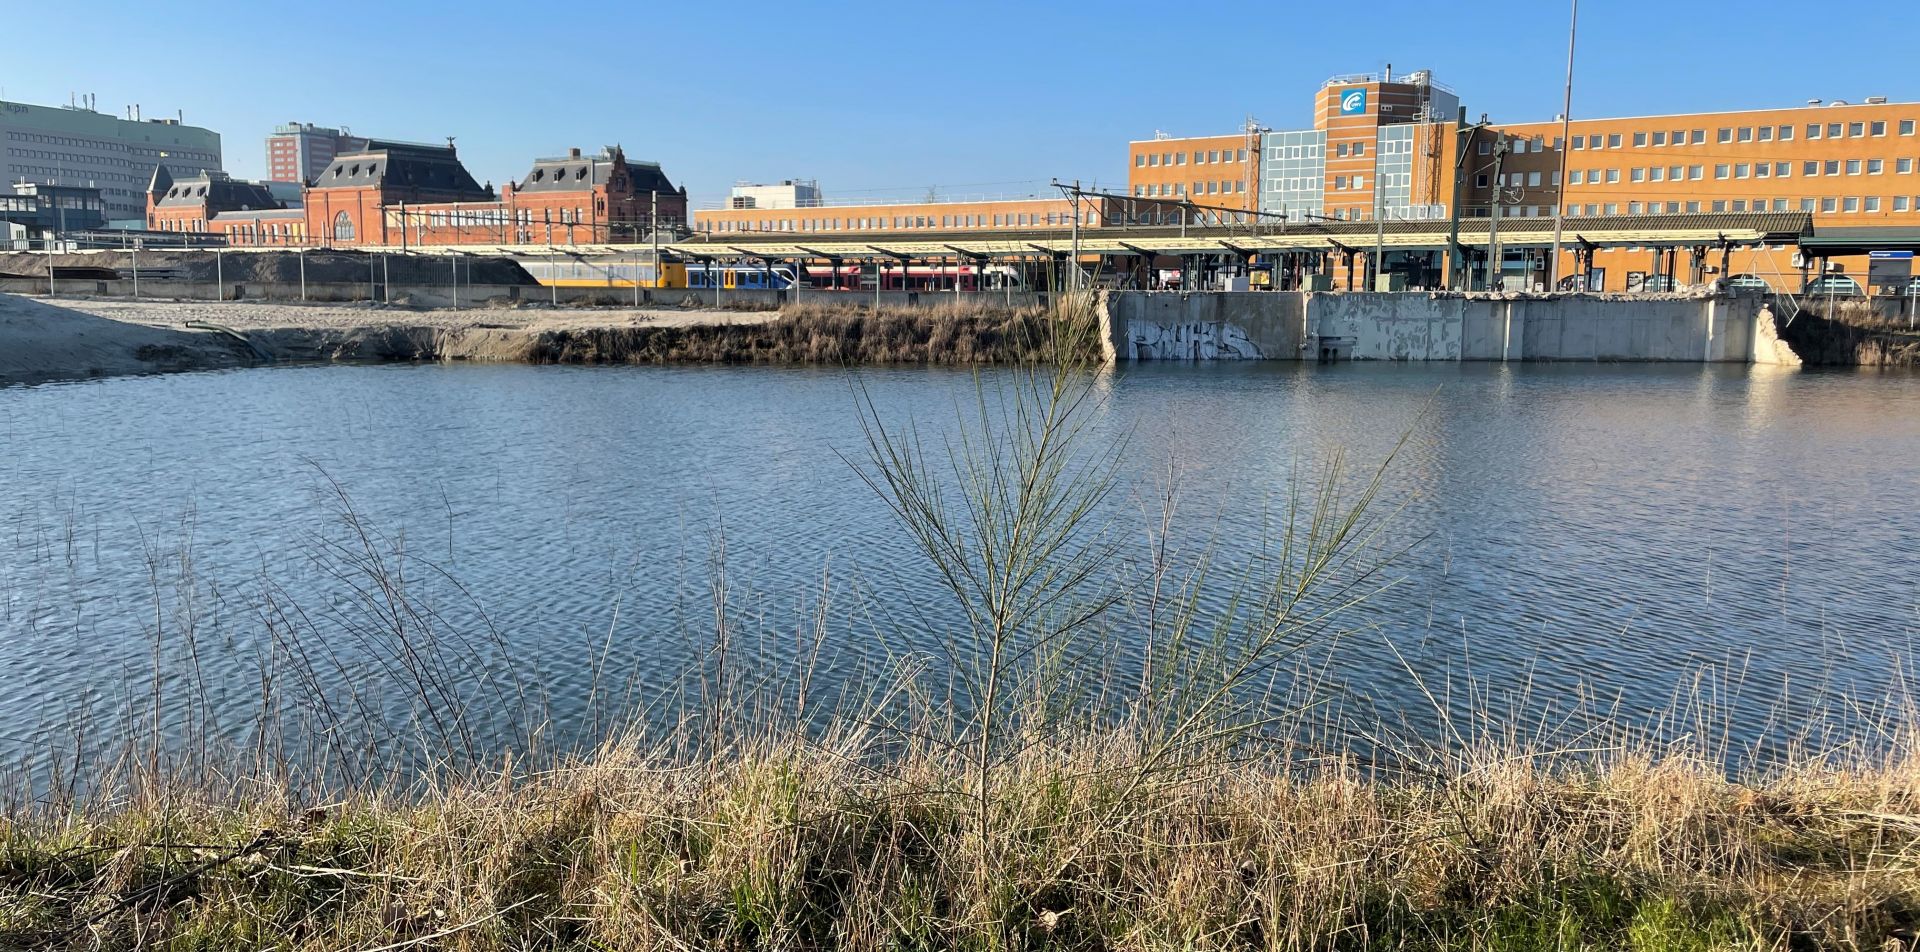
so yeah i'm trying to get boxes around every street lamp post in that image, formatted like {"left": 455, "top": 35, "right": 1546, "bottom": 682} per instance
{"left": 1547, "top": 0, "right": 1579, "bottom": 291}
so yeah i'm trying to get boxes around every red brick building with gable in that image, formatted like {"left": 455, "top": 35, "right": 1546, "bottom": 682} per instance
{"left": 302, "top": 139, "right": 494, "bottom": 248}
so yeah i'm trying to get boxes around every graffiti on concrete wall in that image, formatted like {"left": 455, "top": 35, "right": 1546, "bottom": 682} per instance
{"left": 1127, "top": 321, "right": 1263, "bottom": 359}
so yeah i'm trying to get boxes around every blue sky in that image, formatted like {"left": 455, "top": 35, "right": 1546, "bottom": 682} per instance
{"left": 5, "top": 1, "right": 1909, "bottom": 208}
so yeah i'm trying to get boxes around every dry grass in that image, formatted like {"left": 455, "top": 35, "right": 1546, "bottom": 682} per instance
{"left": 1, "top": 728, "right": 1916, "bottom": 951}
{"left": 1786, "top": 299, "right": 1920, "bottom": 365}
{"left": 524, "top": 299, "right": 1102, "bottom": 365}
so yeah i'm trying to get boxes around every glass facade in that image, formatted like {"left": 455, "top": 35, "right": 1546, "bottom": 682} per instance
{"left": 1260, "top": 129, "right": 1325, "bottom": 221}
{"left": 1374, "top": 126, "right": 1444, "bottom": 220}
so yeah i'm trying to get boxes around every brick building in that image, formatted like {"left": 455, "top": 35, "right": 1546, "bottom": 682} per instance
{"left": 145, "top": 164, "right": 306, "bottom": 245}
{"left": 303, "top": 139, "right": 493, "bottom": 248}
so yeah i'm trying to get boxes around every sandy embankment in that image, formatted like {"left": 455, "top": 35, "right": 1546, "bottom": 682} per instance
{"left": 0, "top": 294, "right": 779, "bottom": 384}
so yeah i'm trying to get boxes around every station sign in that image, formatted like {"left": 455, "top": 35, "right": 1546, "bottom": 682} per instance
{"left": 1867, "top": 250, "right": 1913, "bottom": 291}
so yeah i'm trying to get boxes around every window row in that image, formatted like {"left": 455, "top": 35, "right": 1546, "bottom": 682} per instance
{"left": 1135, "top": 148, "right": 1249, "bottom": 168}
{"left": 1133, "top": 180, "right": 1247, "bottom": 197}
{"left": 1559, "top": 195, "right": 1920, "bottom": 216}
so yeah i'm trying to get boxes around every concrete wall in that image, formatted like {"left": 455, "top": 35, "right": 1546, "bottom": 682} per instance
{"left": 1105, "top": 291, "right": 1766, "bottom": 363}
{"left": 1101, "top": 291, "right": 1306, "bottom": 360}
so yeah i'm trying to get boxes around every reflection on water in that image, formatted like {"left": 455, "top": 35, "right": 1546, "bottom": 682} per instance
{"left": 1, "top": 361, "right": 1916, "bottom": 770}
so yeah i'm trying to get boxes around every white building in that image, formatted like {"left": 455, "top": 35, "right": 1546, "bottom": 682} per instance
{"left": 728, "top": 179, "right": 822, "bottom": 209}
{"left": 1, "top": 98, "right": 222, "bottom": 223}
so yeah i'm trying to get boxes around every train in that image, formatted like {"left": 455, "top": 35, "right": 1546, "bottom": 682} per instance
{"left": 687, "top": 262, "right": 1030, "bottom": 292}
{"left": 514, "top": 255, "right": 1030, "bottom": 292}
{"left": 513, "top": 255, "right": 687, "bottom": 288}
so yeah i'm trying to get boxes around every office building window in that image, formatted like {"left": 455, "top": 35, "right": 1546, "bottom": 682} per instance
{"left": 1513, "top": 139, "right": 1528, "bottom": 155}
{"left": 1718, "top": 128, "right": 1733, "bottom": 143}
{"left": 1478, "top": 141, "right": 1491, "bottom": 155}
{"left": 1687, "top": 201, "right": 1701, "bottom": 213}
{"left": 1771, "top": 198, "right": 1787, "bottom": 211}
{"left": 1175, "top": 152, "right": 1185, "bottom": 165}
{"left": 1712, "top": 200, "right": 1727, "bottom": 212}
{"left": 1869, "top": 158, "right": 1885, "bottom": 174}
{"left": 1806, "top": 160, "right": 1821, "bottom": 176}
{"left": 1333, "top": 175, "right": 1346, "bottom": 190}
{"left": 1776, "top": 162, "right": 1791, "bottom": 177}
{"left": 1850, "top": 122, "right": 1866, "bottom": 137}
{"left": 1687, "top": 165, "right": 1702, "bottom": 180}
{"left": 1148, "top": 154, "right": 1159, "bottom": 167}
{"left": 1826, "top": 160, "right": 1842, "bottom": 175}
{"left": 1903, "top": 158, "right": 1915, "bottom": 174}
{"left": 1738, "top": 127, "right": 1754, "bottom": 142}
{"left": 1354, "top": 142, "right": 1366, "bottom": 157}
{"left": 1606, "top": 169, "right": 1620, "bottom": 183}
{"left": 1207, "top": 150, "right": 1218, "bottom": 162}
{"left": 1629, "top": 201, "right": 1644, "bottom": 214}
{"left": 1669, "top": 164, "right": 1684, "bottom": 180}
{"left": 1848, "top": 159, "right": 1863, "bottom": 174}
{"left": 1904, "top": 120, "right": 1917, "bottom": 136}
{"left": 1758, "top": 127, "right": 1773, "bottom": 142}
{"left": 1867, "top": 196, "right": 1882, "bottom": 211}
{"left": 1808, "top": 123, "right": 1822, "bottom": 139}
{"left": 1634, "top": 132, "right": 1648, "bottom": 146}
{"left": 1778, "top": 124, "right": 1794, "bottom": 140}
{"left": 1756, "top": 163, "right": 1770, "bottom": 178}
{"left": 1650, "top": 167, "right": 1666, "bottom": 182}
{"left": 1631, "top": 167, "right": 1646, "bottom": 182}
{"left": 1845, "top": 196, "right": 1861, "bottom": 212}
{"left": 1135, "top": 154, "right": 1145, "bottom": 167}
{"left": 1605, "top": 203, "right": 1619, "bottom": 214}
{"left": 1527, "top": 171, "right": 1541, "bottom": 186}
{"left": 1715, "top": 164, "right": 1730, "bottom": 179}
{"left": 1474, "top": 173, "right": 1488, "bottom": 187}
{"left": 1822, "top": 197, "right": 1837, "bottom": 212}
{"left": 1336, "top": 143, "right": 1348, "bottom": 157}
{"left": 1691, "top": 129, "right": 1706, "bottom": 144}
{"left": 1569, "top": 169, "right": 1584, "bottom": 184}
{"left": 1735, "top": 163, "right": 1750, "bottom": 178}
{"left": 1829, "top": 122, "right": 1843, "bottom": 138}
{"left": 1801, "top": 198, "right": 1817, "bottom": 211}
{"left": 1571, "top": 137, "right": 1584, "bottom": 150}
{"left": 1603, "top": 133, "right": 1620, "bottom": 148}
{"left": 1652, "top": 131, "right": 1667, "bottom": 146}
{"left": 1873, "top": 121, "right": 1888, "bottom": 136}
{"left": 1731, "top": 200, "right": 1746, "bottom": 211}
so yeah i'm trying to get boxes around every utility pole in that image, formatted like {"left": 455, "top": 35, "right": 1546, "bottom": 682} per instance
{"left": 1547, "top": 0, "right": 1579, "bottom": 291}
{"left": 649, "top": 189, "right": 659, "bottom": 305}
{"left": 1487, "top": 133, "right": 1510, "bottom": 291}
{"left": 1372, "top": 162, "right": 1386, "bottom": 291}
{"left": 1444, "top": 110, "right": 1489, "bottom": 291}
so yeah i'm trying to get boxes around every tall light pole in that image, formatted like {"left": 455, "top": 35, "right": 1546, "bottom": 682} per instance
{"left": 1547, "top": 0, "right": 1578, "bottom": 291}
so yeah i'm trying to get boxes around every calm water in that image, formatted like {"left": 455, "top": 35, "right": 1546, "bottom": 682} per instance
{"left": 1, "top": 361, "right": 1916, "bottom": 771}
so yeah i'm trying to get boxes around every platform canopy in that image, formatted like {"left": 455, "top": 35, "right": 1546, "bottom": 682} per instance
{"left": 663, "top": 212, "right": 1814, "bottom": 259}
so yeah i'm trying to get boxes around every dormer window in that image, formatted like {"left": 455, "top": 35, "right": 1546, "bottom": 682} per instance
{"left": 532, "top": 169, "right": 544, "bottom": 182}
{"left": 575, "top": 167, "right": 587, "bottom": 180}
{"left": 350, "top": 164, "right": 361, "bottom": 176}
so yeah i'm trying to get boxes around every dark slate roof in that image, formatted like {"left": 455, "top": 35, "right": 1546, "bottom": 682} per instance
{"left": 155, "top": 171, "right": 283, "bottom": 213}
{"left": 514, "top": 146, "right": 680, "bottom": 194}
{"left": 1797, "top": 226, "right": 1920, "bottom": 254}
{"left": 309, "top": 140, "right": 492, "bottom": 201}
{"left": 147, "top": 164, "right": 174, "bottom": 199}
